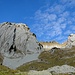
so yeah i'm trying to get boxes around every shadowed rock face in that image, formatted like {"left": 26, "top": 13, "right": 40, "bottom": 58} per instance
{"left": 0, "top": 53, "right": 4, "bottom": 65}
{"left": 0, "top": 22, "right": 43, "bottom": 69}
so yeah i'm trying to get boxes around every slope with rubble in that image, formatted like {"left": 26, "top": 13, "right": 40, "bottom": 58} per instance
{"left": 17, "top": 34, "right": 75, "bottom": 74}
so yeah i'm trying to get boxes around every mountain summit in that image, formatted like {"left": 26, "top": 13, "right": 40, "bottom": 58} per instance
{"left": 0, "top": 22, "right": 43, "bottom": 69}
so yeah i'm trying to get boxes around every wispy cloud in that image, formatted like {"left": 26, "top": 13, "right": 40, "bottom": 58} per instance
{"left": 61, "top": 0, "right": 75, "bottom": 6}
{"left": 31, "top": 0, "right": 75, "bottom": 43}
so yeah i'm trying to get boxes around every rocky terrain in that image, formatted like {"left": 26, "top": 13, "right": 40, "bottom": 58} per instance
{"left": 0, "top": 22, "right": 43, "bottom": 69}
{"left": 17, "top": 46, "right": 75, "bottom": 72}
{"left": 17, "top": 33, "right": 75, "bottom": 74}
{"left": 0, "top": 22, "right": 75, "bottom": 75}
{"left": 40, "top": 41, "right": 67, "bottom": 50}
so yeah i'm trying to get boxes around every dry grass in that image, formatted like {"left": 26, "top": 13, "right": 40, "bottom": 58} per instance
{"left": 17, "top": 46, "right": 75, "bottom": 72}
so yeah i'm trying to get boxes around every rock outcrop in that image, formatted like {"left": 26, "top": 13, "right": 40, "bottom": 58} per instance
{"left": 0, "top": 22, "right": 43, "bottom": 69}
{"left": 48, "top": 65, "right": 75, "bottom": 74}
{"left": 28, "top": 65, "right": 75, "bottom": 74}
{"left": 28, "top": 70, "right": 52, "bottom": 75}
{"left": 66, "top": 34, "right": 75, "bottom": 48}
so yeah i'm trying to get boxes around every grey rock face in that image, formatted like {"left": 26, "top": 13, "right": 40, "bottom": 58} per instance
{"left": 0, "top": 22, "right": 43, "bottom": 69}
{"left": 66, "top": 34, "right": 75, "bottom": 48}
{"left": 48, "top": 65, "right": 75, "bottom": 73}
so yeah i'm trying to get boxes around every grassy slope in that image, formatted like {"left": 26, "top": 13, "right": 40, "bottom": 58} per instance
{"left": 17, "top": 46, "right": 75, "bottom": 72}
{"left": 0, "top": 65, "right": 75, "bottom": 75}
{"left": 0, "top": 65, "right": 28, "bottom": 75}
{"left": 0, "top": 46, "right": 75, "bottom": 75}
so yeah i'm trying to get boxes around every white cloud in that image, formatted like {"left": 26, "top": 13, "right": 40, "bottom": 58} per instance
{"left": 67, "top": 21, "right": 72, "bottom": 24}
{"left": 64, "top": 30, "right": 72, "bottom": 35}
{"left": 57, "top": 17, "right": 66, "bottom": 23}
{"left": 60, "top": 24, "right": 66, "bottom": 29}
{"left": 47, "top": 4, "right": 65, "bottom": 14}
{"left": 60, "top": 0, "right": 75, "bottom": 6}
{"left": 60, "top": 11, "right": 70, "bottom": 18}
{"left": 47, "top": 14, "right": 57, "bottom": 21}
{"left": 31, "top": 0, "right": 75, "bottom": 43}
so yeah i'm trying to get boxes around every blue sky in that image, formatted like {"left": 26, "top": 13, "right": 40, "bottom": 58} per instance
{"left": 0, "top": 0, "right": 75, "bottom": 43}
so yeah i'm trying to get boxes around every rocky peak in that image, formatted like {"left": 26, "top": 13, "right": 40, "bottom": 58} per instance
{"left": 66, "top": 34, "right": 75, "bottom": 48}
{"left": 0, "top": 22, "right": 43, "bottom": 69}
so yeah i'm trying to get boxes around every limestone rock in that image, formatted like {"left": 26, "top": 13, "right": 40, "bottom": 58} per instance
{"left": 28, "top": 70, "right": 52, "bottom": 75}
{"left": 48, "top": 65, "right": 75, "bottom": 74}
{"left": 66, "top": 34, "right": 75, "bottom": 48}
{"left": 0, "top": 22, "right": 43, "bottom": 69}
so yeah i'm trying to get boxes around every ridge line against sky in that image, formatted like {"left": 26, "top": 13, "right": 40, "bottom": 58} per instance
{"left": 0, "top": 0, "right": 75, "bottom": 43}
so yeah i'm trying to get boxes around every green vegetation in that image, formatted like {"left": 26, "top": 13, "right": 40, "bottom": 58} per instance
{"left": 17, "top": 46, "right": 75, "bottom": 71}
{"left": 0, "top": 65, "right": 75, "bottom": 75}
{"left": 0, "top": 46, "right": 75, "bottom": 75}
{"left": 0, "top": 65, "right": 16, "bottom": 75}
{"left": 0, "top": 65, "right": 28, "bottom": 75}
{"left": 17, "top": 62, "right": 50, "bottom": 71}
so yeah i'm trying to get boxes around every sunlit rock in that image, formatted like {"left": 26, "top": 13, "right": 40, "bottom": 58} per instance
{"left": 66, "top": 34, "right": 75, "bottom": 48}
{"left": 0, "top": 22, "right": 43, "bottom": 69}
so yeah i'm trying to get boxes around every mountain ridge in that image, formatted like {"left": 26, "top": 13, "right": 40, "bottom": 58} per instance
{"left": 0, "top": 22, "right": 75, "bottom": 75}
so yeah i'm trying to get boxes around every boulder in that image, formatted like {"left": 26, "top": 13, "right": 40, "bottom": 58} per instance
{"left": 48, "top": 65, "right": 75, "bottom": 74}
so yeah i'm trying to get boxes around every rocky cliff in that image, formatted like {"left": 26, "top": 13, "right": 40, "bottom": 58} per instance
{"left": 66, "top": 34, "right": 75, "bottom": 48}
{"left": 0, "top": 22, "right": 43, "bottom": 69}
